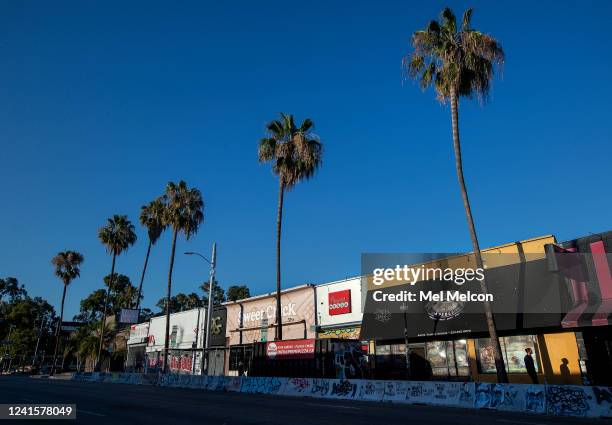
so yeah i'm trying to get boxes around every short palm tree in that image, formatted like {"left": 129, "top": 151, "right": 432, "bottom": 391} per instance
{"left": 50, "top": 250, "right": 84, "bottom": 375}
{"left": 95, "top": 215, "right": 137, "bottom": 370}
{"left": 406, "top": 7, "right": 507, "bottom": 382}
{"left": 135, "top": 199, "right": 166, "bottom": 310}
{"left": 161, "top": 181, "right": 204, "bottom": 372}
{"left": 258, "top": 113, "right": 322, "bottom": 340}
{"left": 77, "top": 335, "right": 99, "bottom": 372}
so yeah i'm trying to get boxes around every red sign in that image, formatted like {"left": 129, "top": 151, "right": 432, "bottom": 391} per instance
{"left": 328, "top": 289, "right": 351, "bottom": 315}
{"left": 265, "top": 339, "right": 315, "bottom": 359}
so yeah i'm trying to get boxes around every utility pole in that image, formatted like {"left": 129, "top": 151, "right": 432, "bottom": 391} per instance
{"left": 184, "top": 242, "right": 217, "bottom": 376}
{"left": 204, "top": 242, "right": 216, "bottom": 375}
{"left": 192, "top": 307, "right": 201, "bottom": 375}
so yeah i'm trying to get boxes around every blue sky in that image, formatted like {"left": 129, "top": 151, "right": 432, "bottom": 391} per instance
{"left": 1, "top": 1, "right": 610, "bottom": 319}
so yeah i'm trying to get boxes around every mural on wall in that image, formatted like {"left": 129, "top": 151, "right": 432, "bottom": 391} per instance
{"left": 525, "top": 387, "right": 546, "bottom": 413}
{"left": 318, "top": 327, "right": 360, "bottom": 340}
{"left": 74, "top": 373, "right": 612, "bottom": 419}
{"left": 546, "top": 386, "right": 589, "bottom": 417}
{"left": 475, "top": 383, "right": 504, "bottom": 409}
{"left": 330, "top": 380, "right": 358, "bottom": 398}
{"left": 332, "top": 341, "right": 366, "bottom": 379}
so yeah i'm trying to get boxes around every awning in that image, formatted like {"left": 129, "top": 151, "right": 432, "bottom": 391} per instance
{"left": 360, "top": 258, "right": 569, "bottom": 340}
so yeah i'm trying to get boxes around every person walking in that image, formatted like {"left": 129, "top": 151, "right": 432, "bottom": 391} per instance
{"left": 524, "top": 347, "right": 539, "bottom": 384}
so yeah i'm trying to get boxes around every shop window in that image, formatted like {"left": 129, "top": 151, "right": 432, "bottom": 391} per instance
{"left": 229, "top": 345, "right": 253, "bottom": 372}
{"left": 425, "top": 339, "right": 469, "bottom": 377}
{"left": 391, "top": 344, "right": 406, "bottom": 355}
{"left": 476, "top": 335, "right": 539, "bottom": 374}
{"left": 376, "top": 345, "right": 390, "bottom": 355}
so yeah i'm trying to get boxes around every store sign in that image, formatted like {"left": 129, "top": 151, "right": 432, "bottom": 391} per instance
{"left": 119, "top": 308, "right": 140, "bottom": 324}
{"left": 265, "top": 339, "right": 315, "bottom": 359}
{"left": 318, "top": 326, "right": 360, "bottom": 339}
{"left": 60, "top": 322, "right": 82, "bottom": 332}
{"left": 360, "top": 258, "right": 570, "bottom": 340}
{"left": 225, "top": 286, "right": 316, "bottom": 345}
{"left": 329, "top": 289, "right": 351, "bottom": 315}
{"left": 239, "top": 303, "right": 297, "bottom": 324}
{"left": 129, "top": 323, "right": 149, "bottom": 344}
{"left": 260, "top": 317, "right": 268, "bottom": 342}
{"left": 210, "top": 306, "right": 227, "bottom": 347}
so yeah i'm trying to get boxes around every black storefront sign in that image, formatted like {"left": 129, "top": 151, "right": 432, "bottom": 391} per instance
{"left": 210, "top": 306, "right": 227, "bottom": 347}
{"left": 360, "top": 258, "right": 572, "bottom": 340}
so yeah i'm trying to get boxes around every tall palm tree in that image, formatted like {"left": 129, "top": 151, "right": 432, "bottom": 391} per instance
{"left": 258, "top": 113, "right": 323, "bottom": 340}
{"left": 160, "top": 181, "right": 204, "bottom": 372}
{"left": 135, "top": 199, "right": 166, "bottom": 310}
{"left": 50, "top": 250, "right": 84, "bottom": 375}
{"left": 406, "top": 7, "right": 507, "bottom": 382}
{"left": 95, "top": 215, "right": 137, "bottom": 370}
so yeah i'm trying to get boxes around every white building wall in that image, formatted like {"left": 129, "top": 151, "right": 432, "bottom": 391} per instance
{"left": 315, "top": 277, "right": 363, "bottom": 328}
{"left": 146, "top": 308, "right": 206, "bottom": 352}
{"left": 127, "top": 322, "right": 149, "bottom": 345}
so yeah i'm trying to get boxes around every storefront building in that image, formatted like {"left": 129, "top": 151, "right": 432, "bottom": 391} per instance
{"left": 360, "top": 235, "right": 585, "bottom": 384}
{"left": 146, "top": 308, "right": 206, "bottom": 374}
{"left": 316, "top": 277, "right": 363, "bottom": 340}
{"left": 126, "top": 322, "right": 149, "bottom": 372}
{"left": 206, "top": 306, "right": 228, "bottom": 376}
{"left": 223, "top": 284, "right": 316, "bottom": 375}
{"left": 554, "top": 230, "right": 612, "bottom": 386}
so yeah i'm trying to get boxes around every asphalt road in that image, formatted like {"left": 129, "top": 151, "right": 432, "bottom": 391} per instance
{"left": 0, "top": 376, "right": 603, "bottom": 425}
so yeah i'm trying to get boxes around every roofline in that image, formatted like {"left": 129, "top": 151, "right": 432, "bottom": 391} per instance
{"left": 222, "top": 234, "right": 558, "bottom": 305}
{"left": 222, "top": 283, "right": 315, "bottom": 306}
{"left": 148, "top": 306, "right": 205, "bottom": 321}
{"left": 314, "top": 276, "right": 363, "bottom": 288}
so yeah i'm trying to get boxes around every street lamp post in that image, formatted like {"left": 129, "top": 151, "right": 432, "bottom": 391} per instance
{"left": 185, "top": 242, "right": 217, "bottom": 376}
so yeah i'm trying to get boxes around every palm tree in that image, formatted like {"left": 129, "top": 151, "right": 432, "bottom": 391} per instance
{"left": 135, "top": 199, "right": 166, "bottom": 310}
{"left": 95, "top": 215, "right": 137, "bottom": 370}
{"left": 160, "top": 181, "right": 204, "bottom": 372}
{"left": 77, "top": 335, "right": 99, "bottom": 372}
{"left": 258, "top": 113, "right": 323, "bottom": 340}
{"left": 406, "top": 7, "right": 507, "bottom": 382}
{"left": 50, "top": 250, "right": 84, "bottom": 375}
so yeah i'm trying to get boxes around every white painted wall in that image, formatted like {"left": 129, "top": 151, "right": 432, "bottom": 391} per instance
{"left": 146, "top": 308, "right": 206, "bottom": 352}
{"left": 315, "top": 277, "right": 363, "bottom": 328}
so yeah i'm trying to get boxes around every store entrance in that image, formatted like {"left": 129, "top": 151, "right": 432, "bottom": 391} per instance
{"left": 583, "top": 328, "right": 612, "bottom": 386}
{"left": 207, "top": 348, "right": 226, "bottom": 376}
{"left": 408, "top": 346, "right": 432, "bottom": 380}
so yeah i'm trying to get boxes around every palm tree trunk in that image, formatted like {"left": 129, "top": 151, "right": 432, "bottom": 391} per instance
{"left": 50, "top": 284, "right": 67, "bottom": 375}
{"left": 135, "top": 240, "right": 152, "bottom": 310}
{"left": 275, "top": 178, "right": 285, "bottom": 341}
{"left": 163, "top": 228, "right": 178, "bottom": 373}
{"left": 450, "top": 88, "right": 508, "bottom": 383}
{"left": 96, "top": 251, "right": 117, "bottom": 371}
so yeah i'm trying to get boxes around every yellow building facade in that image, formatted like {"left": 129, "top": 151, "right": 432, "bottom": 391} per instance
{"left": 366, "top": 235, "right": 585, "bottom": 384}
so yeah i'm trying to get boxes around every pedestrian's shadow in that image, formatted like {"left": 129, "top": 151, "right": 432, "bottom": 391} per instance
{"left": 560, "top": 358, "right": 571, "bottom": 384}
